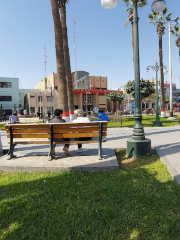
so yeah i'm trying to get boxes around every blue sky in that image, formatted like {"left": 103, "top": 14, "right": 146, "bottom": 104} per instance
{"left": 0, "top": 0, "right": 180, "bottom": 90}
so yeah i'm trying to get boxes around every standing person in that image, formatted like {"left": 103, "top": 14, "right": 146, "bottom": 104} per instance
{"left": 2, "top": 111, "right": 6, "bottom": 122}
{"left": 49, "top": 109, "right": 70, "bottom": 155}
{"left": 23, "top": 108, "right": 27, "bottom": 115}
{"left": 96, "top": 110, "right": 108, "bottom": 121}
{"left": 72, "top": 109, "right": 91, "bottom": 153}
{"left": 37, "top": 111, "right": 40, "bottom": 118}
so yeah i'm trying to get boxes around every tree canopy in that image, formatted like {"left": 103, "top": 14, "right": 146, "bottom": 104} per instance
{"left": 125, "top": 79, "right": 155, "bottom": 99}
{"left": 107, "top": 92, "right": 125, "bottom": 102}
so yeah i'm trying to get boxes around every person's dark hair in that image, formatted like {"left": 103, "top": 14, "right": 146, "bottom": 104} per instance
{"left": 99, "top": 110, "right": 104, "bottom": 113}
{"left": 54, "top": 109, "right": 63, "bottom": 116}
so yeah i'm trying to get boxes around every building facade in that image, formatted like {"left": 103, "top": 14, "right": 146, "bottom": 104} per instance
{"left": 0, "top": 77, "right": 19, "bottom": 116}
{"left": 30, "top": 71, "right": 119, "bottom": 114}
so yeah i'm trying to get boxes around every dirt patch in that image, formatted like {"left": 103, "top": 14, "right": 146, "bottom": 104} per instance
{"left": 114, "top": 148, "right": 158, "bottom": 170}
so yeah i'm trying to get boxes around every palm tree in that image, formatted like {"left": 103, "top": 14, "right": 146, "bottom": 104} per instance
{"left": 171, "top": 25, "right": 180, "bottom": 66}
{"left": 50, "top": 0, "right": 69, "bottom": 120}
{"left": 57, "top": 0, "right": 75, "bottom": 121}
{"left": 148, "top": 7, "right": 172, "bottom": 115}
{"left": 123, "top": 0, "right": 147, "bottom": 50}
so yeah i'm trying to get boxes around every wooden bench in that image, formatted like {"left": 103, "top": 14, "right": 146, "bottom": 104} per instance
{"left": 6, "top": 122, "right": 107, "bottom": 160}
{"left": 19, "top": 117, "right": 40, "bottom": 123}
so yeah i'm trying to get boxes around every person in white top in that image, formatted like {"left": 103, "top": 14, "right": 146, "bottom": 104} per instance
{"left": 72, "top": 109, "right": 91, "bottom": 152}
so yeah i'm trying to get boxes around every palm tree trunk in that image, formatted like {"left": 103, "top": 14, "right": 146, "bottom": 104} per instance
{"left": 50, "top": 0, "right": 69, "bottom": 120}
{"left": 159, "top": 33, "right": 166, "bottom": 116}
{"left": 60, "top": 3, "right": 75, "bottom": 122}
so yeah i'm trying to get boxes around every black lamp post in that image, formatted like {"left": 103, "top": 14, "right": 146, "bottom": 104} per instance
{"left": 147, "top": 62, "right": 167, "bottom": 126}
{"left": 101, "top": 0, "right": 166, "bottom": 158}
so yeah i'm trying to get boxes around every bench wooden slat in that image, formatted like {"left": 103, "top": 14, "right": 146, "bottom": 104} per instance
{"left": 5, "top": 124, "right": 50, "bottom": 129}
{"left": 53, "top": 132, "right": 106, "bottom": 139}
{"left": 6, "top": 129, "right": 50, "bottom": 134}
{"left": 52, "top": 122, "right": 107, "bottom": 128}
{"left": 9, "top": 141, "right": 50, "bottom": 144}
{"left": 53, "top": 127, "right": 107, "bottom": 133}
{"left": 53, "top": 139, "right": 106, "bottom": 144}
{"left": 7, "top": 134, "right": 50, "bottom": 139}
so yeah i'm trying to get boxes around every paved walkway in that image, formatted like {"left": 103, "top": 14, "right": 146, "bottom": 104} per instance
{"left": 0, "top": 126, "right": 180, "bottom": 185}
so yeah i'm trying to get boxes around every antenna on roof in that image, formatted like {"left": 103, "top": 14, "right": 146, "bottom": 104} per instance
{"left": 73, "top": 18, "right": 78, "bottom": 71}
{"left": 44, "top": 45, "right": 47, "bottom": 78}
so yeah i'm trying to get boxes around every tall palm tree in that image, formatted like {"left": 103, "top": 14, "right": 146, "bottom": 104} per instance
{"left": 148, "top": 7, "right": 172, "bottom": 115}
{"left": 123, "top": 0, "right": 147, "bottom": 50}
{"left": 171, "top": 25, "right": 180, "bottom": 66}
{"left": 57, "top": 0, "right": 75, "bottom": 121}
{"left": 50, "top": 0, "right": 69, "bottom": 121}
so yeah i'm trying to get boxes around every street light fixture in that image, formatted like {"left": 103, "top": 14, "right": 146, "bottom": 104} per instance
{"left": 101, "top": 1, "right": 166, "bottom": 158}
{"left": 147, "top": 62, "right": 167, "bottom": 126}
{"left": 151, "top": 0, "right": 166, "bottom": 13}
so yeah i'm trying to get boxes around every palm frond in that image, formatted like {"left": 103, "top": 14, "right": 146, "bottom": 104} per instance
{"left": 148, "top": 13, "right": 155, "bottom": 20}
{"left": 125, "top": 17, "right": 130, "bottom": 27}
{"left": 174, "top": 26, "right": 180, "bottom": 32}
{"left": 138, "top": 0, "right": 148, "bottom": 8}
{"left": 162, "top": 6, "right": 168, "bottom": 15}
{"left": 125, "top": 7, "right": 132, "bottom": 12}
{"left": 165, "top": 13, "right": 172, "bottom": 21}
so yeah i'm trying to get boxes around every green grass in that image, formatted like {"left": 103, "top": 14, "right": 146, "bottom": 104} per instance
{"left": 108, "top": 115, "right": 179, "bottom": 128}
{"left": 1, "top": 150, "right": 180, "bottom": 239}
{"left": 0, "top": 124, "right": 5, "bottom": 130}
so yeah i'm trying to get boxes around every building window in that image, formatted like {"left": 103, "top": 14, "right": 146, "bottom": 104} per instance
{"left": 38, "top": 96, "right": 42, "bottom": 102}
{"left": 46, "top": 96, "right": 53, "bottom": 102}
{"left": 30, "top": 96, "right": 35, "bottom": 98}
{"left": 0, "top": 96, "right": 12, "bottom": 101}
{"left": 0, "top": 82, "right": 12, "bottom": 88}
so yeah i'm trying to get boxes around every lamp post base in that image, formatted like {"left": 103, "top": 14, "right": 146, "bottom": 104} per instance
{"left": 153, "top": 120, "right": 162, "bottom": 127}
{"left": 127, "top": 138, "right": 151, "bottom": 159}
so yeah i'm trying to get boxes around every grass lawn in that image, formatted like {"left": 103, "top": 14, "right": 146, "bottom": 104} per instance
{"left": 108, "top": 115, "right": 179, "bottom": 128}
{"left": 1, "top": 150, "right": 180, "bottom": 239}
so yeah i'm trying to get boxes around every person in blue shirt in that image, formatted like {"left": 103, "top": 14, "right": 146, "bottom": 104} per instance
{"left": 95, "top": 110, "right": 108, "bottom": 121}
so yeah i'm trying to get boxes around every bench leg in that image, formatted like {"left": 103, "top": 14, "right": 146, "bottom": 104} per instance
{"left": 7, "top": 144, "right": 16, "bottom": 160}
{"left": 49, "top": 144, "right": 55, "bottom": 160}
{"left": 98, "top": 143, "right": 102, "bottom": 160}
{"left": 98, "top": 122, "right": 103, "bottom": 160}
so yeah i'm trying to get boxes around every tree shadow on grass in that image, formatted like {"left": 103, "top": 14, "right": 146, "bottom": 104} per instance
{"left": 1, "top": 156, "right": 180, "bottom": 240}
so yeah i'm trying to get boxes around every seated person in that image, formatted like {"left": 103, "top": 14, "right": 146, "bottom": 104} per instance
{"left": 72, "top": 109, "right": 92, "bottom": 153}
{"left": 9, "top": 112, "right": 18, "bottom": 123}
{"left": 49, "top": 109, "right": 70, "bottom": 155}
{"left": 95, "top": 110, "right": 108, "bottom": 121}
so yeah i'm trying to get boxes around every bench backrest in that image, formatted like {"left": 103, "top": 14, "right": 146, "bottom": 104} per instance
{"left": 51, "top": 122, "right": 107, "bottom": 140}
{"left": 6, "top": 122, "right": 107, "bottom": 141}
{"left": 6, "top": 124, "right": 50, "bottom": 140}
